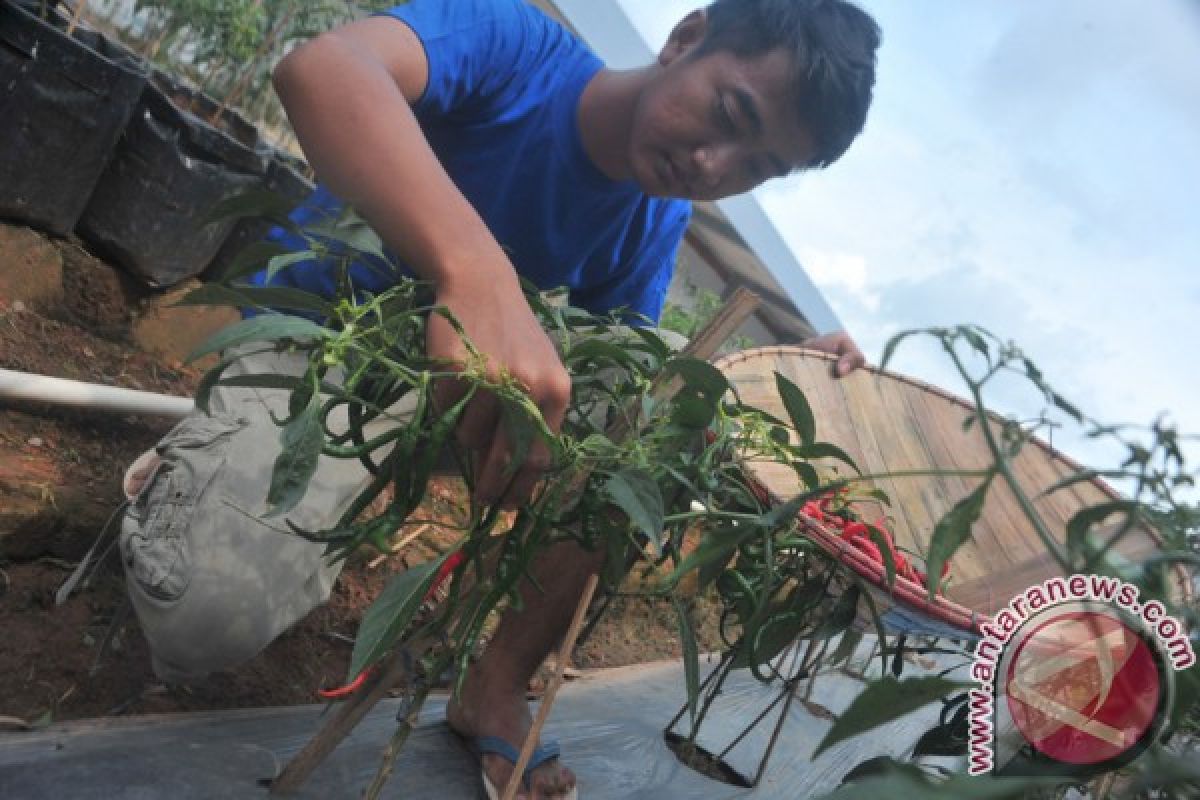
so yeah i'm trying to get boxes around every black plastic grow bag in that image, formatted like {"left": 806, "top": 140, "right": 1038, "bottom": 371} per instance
{"left": 76, "top": 73, "right": 269, "bottom": 286}
{"left": 0, "top": 1, "right": 146, "bottom": 235}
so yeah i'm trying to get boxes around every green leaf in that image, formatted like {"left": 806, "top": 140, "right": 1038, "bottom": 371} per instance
{"left": 1049, "top": 391, "right": 1083, "bottom": 423}
{"left": 925, "top": 478, "right": 992, "bottom": 601}
{"left": 216, "top": 374, "right": 311, "bottom": 393}
{"left": 736, "top": 611, "right": 812, "bottom": 671}
{"left": 265, "top": 251, "right": 319, "bottom": 283}
{"left": 203, "top": 187, "right": 304, "bottom": 226}
{"left": 775, "top": 372, "right": 816, "bottom": 446}
{"left": 867, "top": 526, "right": 897, "bottom": 588}
{"left": 662, "top": 356, "right": 729, "bottom": 398}
{"left": 812, "top": 675, "right": 972, "bottom": 758}
{"left": 794, "top": 442, "right": 861, "bottom": 474}
{"left": 1066, "top": 501, "right": 1136, "bottom": 568}
{"left": 673, "top": 597, "right": 700, "bottom": 726}
{"left": 173, "top": 283, "right": 333, "bottom": 316}
{"left": 961, "top": 327, "right": 990, "bottom": 363}
{"left": 186, "top": 314, "right": 333, "bottom": 363}
{"left": 603, "top": 468, "right": 666, "bottom": 554}
{"left": 879, "top": 330, "right": 919, "bottom": 373}
{"left": 194, "top": 349, "right": 245, "bottom": 414}
{"left": 663, "top": 357, "right": 729, "bottom": 429}
{"left": 630, "top": 326, "right": 672, "bottom": 362}
{"left": 266, "top": 392, "right": 325, "bottom": 516}
{"left": 830, "top": 767, "right": 1061, "bottom": 799}
{"left": 671, "top": 394, "right": 716, "bottom": 429}
{"left": 216, "top": 239, "right": 290, "bottom": 281}
{"left": 499, "top": 401, "right": 537, "bottom": 481}
{"left": 305, "top": 211, "right": 387, "bottom": 260}
{"left": 668, "top": 523, "right": 750, "bottom": 589}
{"left": 566, "top": 338, "right": 643, "bottom": 371}
{"left": 349, "top": 554, "right": 447, "bottom": 680}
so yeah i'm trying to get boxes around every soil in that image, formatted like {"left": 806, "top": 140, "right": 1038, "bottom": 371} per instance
{"left": 0, "top": 295, "right": 727, "bottom": 728}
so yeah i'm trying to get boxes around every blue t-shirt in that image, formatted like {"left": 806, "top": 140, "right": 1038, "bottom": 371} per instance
{"left": 251, "top": 0, "right": 691, "bottom": 322}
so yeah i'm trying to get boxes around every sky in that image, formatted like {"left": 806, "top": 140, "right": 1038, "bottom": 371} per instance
{"left": 616, "top": 0, "right": 1200, "bottom": 477}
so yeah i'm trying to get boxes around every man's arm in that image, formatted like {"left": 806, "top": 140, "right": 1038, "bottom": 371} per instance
{"left": 273, "top": 17, "right": 569, "bottom": 508}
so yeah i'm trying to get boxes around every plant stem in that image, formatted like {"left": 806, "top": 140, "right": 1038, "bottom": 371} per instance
{"left": 499, "top": 573, "right": 600, "bottom": 800}
{"left": 949, "top": 347, "right": 1069, "bottom": 572}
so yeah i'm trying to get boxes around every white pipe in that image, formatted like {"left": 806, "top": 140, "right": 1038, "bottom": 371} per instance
{"left": 0, "top": 368, "right": 194, "bottom": 418}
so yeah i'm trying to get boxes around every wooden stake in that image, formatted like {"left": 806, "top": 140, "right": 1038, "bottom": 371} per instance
{"left": 66, "top": 0, "right": 87, "bottom": 36}
{"left": 499, "top": 573, "right": 599, "bottom": 800}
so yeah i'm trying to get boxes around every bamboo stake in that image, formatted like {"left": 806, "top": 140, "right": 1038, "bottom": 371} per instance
{"left": 270, "top": 289, "right": 762, "bottom": 794}
{"left": 499, "top": 573, "right": 599, "bottom": 800}
{"left": 66, "top": 0, "right": 87, "bottom": 35}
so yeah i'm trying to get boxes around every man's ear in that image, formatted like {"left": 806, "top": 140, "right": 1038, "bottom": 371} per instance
{"left": 659, "top": 9, "right": 708, "bottom": 67}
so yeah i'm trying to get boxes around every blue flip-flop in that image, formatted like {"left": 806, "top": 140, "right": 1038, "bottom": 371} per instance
{"left": 470, "top": 735, "right": 578, "bottom": 800}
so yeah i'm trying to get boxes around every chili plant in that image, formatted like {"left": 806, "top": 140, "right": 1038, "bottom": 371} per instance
{"left": 185, "top": 200, "right": 1197, "bottom": 798}
{"left": 184, "top": 203, "right": 878, "bottom": 796}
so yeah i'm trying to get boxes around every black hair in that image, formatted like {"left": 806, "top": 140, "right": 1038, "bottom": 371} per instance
{"left": 695, "top": 0, "right": 881, "bottom": 169}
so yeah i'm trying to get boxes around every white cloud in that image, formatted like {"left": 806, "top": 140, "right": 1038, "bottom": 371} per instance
{"left": 792, "top": 246, "right": 880, "bottom": 313}
{"left": 616, "top": 0, "right": 1200, "bottom": 475}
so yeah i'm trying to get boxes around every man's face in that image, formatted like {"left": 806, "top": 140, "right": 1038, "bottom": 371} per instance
{"left": 628, "top": 43, "right": 816, "bottom": 202}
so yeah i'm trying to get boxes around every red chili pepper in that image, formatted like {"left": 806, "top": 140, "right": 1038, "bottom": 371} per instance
{"left": 854, "top": 538, "right": 882, "bottom": 563}
{"left": 425, "top": 551, "right": 466, "bottom": 601}
{"left": 318, "top": 665, "right": 376, "bottom": 700}
{"left": 842, "top": 521, "right": 867, "bottom": 541}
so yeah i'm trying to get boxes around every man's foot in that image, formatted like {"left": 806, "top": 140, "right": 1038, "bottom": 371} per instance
{"left": 446, "top": 671, "right": 577, "bottom": 799}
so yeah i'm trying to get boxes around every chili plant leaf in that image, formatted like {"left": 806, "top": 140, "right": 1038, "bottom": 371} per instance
{"left": 203, "top": 187, "right": 305, "bottom": 226}
{"left": 194, "top": 349, "right": 246, "bottom": 414}
{"left": 266, "top": 391, "right": 325, "bottom": 516}
{"left": 186, "top": 314, "right": 332, "bottom": 363}
{"left": 812, "top": 675, "right": 972, "bottom": 758}
{"left": 603, "top": 468, "right": 665, "bottom": 554}
{"left": 214, "top": 239, "right": 290, "bottom": 281}
{"left": 216, "top": 374, "right": 313, "bottom": 393}
{"left": 1049, "top": 391, "right": 1084, "bottom": 423}
{"left": 775, "top": 372, "right": 816, "bottom": 447}
{"left": 662, "top": 357, "right": 729, "bottom": 429}
{"left": 735, "top": 611, "right": 804, "bottom": 672}
{"left": 961, "top": 327, "right": 991, "bottom": 364}
{"left": 349, "top": 554, "right": 448, "bottom": 681}
{"left": 174, "top": 283, "right": 333, "bottom": 317}
{"left": 925, "top": 477, "right": 992, "bottom": 601}
{"left": 306, "top": 212, "right": 387, "bottom": 260}
{"left": 1036, "top": 468, "right": 1108, "bottom": 499}
{"left": 669, "top": 523, "right": 750, "bottom": 590}
{"left": 867, "top": 525, "right": 897, "bottom": 588}
{"left": 673, "top": 597, "right": 700, "bottom": 726}
{"left": 794, "top": 442, "right": 861, "bottom": 474}
{"left": 265, "top": 251, "right": 320, "bottom": 283}
{"left": 879, "top": 330, "right": 920, "bottom": 373}
{"left": 1066, "top": 501, "right": 1137, "bottom": 569}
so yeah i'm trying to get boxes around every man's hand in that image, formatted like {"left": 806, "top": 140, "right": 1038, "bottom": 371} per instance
{"left": 428, "top": 276, "right": 570, "bottom": 510}
{"left": 802, "top": 330, "right": 866, "bottom": 378}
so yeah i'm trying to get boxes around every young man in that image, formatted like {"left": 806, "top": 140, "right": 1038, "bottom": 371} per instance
{"left": 120, "top": 1, "right": 879, "bottom": 797}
